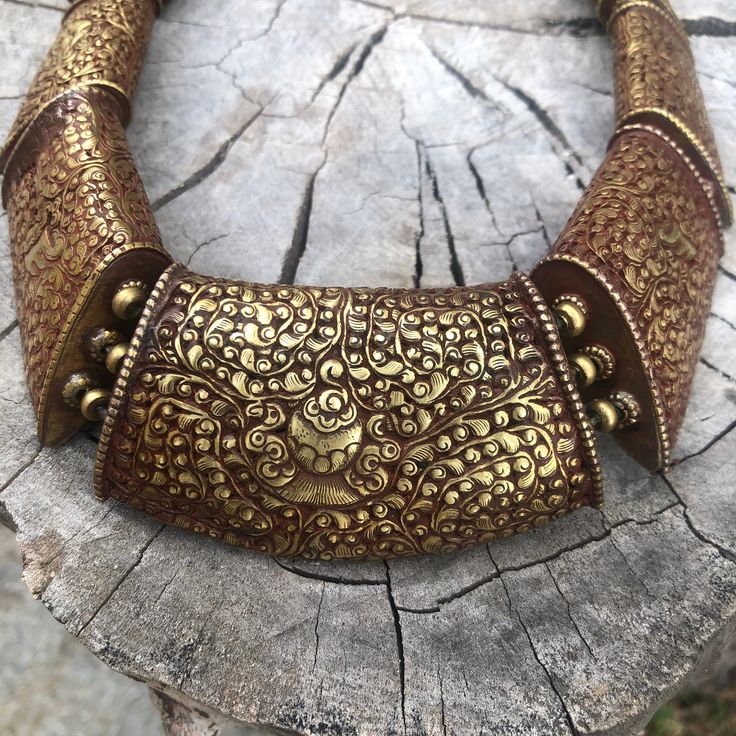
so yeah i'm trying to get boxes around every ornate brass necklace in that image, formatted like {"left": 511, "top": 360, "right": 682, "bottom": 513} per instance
{"left": 1, "top": 0, "right": 729, "bottom": 559}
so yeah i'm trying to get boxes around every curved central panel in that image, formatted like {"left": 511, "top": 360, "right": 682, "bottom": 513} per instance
{"left": 96, "top": 266, "right": 600, "bottom": 559}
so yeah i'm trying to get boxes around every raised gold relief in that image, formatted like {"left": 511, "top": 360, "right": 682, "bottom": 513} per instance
{"left": 96, "top": 268, "right": 601, "bottom": 559}
{"left": 534, "top": 129, "right": 722, "bottom": 467}
{"left": 0, "top": 0, "right": 157, "bottom": 170}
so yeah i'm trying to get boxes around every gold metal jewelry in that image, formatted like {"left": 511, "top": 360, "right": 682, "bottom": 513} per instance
{"left": 80, "top": 388, "right": 111, "bottom": 422}
{"left": 112, "top": 281, "right": 149, "bottom": 321}
{"left": 570, "top": 354, "right": 598, "bottom": 388}
{"left": 0, "top": 0, "right": 728, "bottom": 558}
{"left": 587, "top": 400, "right": 620, "bottom": 433}
{"left": 104, "top": 343, "right": 130, "bottom": 375}
{"left": 553, "top": 296, "right": 588, "bottom": 337}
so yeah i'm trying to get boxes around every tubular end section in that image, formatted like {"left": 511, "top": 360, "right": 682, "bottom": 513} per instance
{"left": 5, "top": 90, "right": 170, "bottom": 446}
{"left": 605, "top": 0, "right": 732, "bottom": 227}
{"left": 0, "top": 0, "right": 156, "bottom": 173}
{"left": 533, "top": 129, "right": 723, "bottom": 471}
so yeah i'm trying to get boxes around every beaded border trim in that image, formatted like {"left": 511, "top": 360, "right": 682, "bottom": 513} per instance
{"left": 518, "top": 273, "right": 604, "bottom": 505}
{"left": 93, "top": 262, "right": 179, "bottom": 499}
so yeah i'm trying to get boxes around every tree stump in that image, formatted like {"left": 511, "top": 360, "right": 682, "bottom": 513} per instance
{"left": 2, "top": 1, "right": 736, "bottom": 734}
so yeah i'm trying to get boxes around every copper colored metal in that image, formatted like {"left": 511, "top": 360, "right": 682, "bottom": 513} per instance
{"left": 605, "top": 0, "right": 731, "bottom": 224}
{"left": 1, "top": 0, "right": 731, "bottom": 558}
{"left": 0, "top": 0, "right": 157, "bottom": 172}
{"left": 596, "top": 0, "right": 675, "bottom": 24}
{"left": 532, "top": 128, "right": 723, "bottom": 470}
{"left": 4, "top": 89, "right": 170, "bottom": 445}
{"left": 94, "top": 266, "right": 601, "bottom": 559}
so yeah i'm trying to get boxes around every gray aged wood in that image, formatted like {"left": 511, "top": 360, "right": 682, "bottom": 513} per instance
{"left": 1, "top": 1, "right": 736, "bottom": 734}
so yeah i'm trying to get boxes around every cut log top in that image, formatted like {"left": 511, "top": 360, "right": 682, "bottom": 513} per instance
{"left": 1, "top": 1, "right": 736, "bottom": 734}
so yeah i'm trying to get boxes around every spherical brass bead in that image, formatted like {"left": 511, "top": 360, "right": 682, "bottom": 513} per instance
{"left": 112, "top": 281, "right": 148, "bottom": 321}
{"left": 554, "top": 301, "right": 587, "bottom": 337}
{"left": 570, "top": 353, "right": 597, "bottom": 388}
{"left": 587, "top": 399, "right": 620, "bottom": 433}
{"left": 105, "top": 342, "right": 130, "bottom": 374}
{"left": 80, "top": 388, "right": 111, "bottom": 422}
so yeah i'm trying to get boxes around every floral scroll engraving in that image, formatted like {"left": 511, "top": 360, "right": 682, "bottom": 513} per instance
{"left": 98, "top": 269, "right": 600, "bottom": 559}
{"left": 550, "top": 129, "right": 722, "bottom": 442}
{"left": 5, "top": 90, "right": 163, "bottom": 413}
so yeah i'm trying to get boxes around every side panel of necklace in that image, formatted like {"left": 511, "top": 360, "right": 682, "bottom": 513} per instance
{"left": 533, "top": 0, "right": 726, "bottom": 470}
{"left": 0, "top": 0, "right": 171, "bottom": 444}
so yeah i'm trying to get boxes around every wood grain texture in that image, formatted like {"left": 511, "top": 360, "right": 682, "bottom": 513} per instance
{"left": 1, "top": 1, "right": 736, "bottom": 734}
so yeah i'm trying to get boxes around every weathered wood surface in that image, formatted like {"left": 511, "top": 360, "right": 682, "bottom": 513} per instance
{"left": 1, "top": 1, "right": 736, "bottom": 734}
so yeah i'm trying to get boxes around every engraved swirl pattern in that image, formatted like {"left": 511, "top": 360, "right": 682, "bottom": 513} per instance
{"left": 610, "top": 4, "right": 726, "bottom": 191}
{"left": 0, "top": 0, "right": 156, "bottom": 167}
{"left": 98, "top": 269, "right": 600, "bottom": 559}
{"left": 549, "top": 130, "right": 721, "bottom": 440}
{"left": 5, "top": 90, "right": 163, "bottom": 412}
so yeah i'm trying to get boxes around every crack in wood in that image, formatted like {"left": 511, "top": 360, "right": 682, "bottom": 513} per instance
{"left": 700, "top": 357, "right": 735, "bottom": 383}
{"left": 436, "top": 657, "right": 448, "bottom": 736}
{"left": 398, "top": 507, "right": 678, "bottom": 615}
{"left": 278, "top": 160, "right": 325, "bottom": 284}
{"left": 272, "top": 556, "right": 387, "bottom": 586}
{"left": 152, "top": 107, "right": 266, "bottom": 211}
{"left": 608, "top": 537, "right": 656, "bottom": 598}
{"left": 362, "top": 3, "right": 604, "bottom": 38}
{"left": 185, "top": 233, "right": 229, "bottom": 267}
{"left": 384, "top": 561, "right": 407, "bottom": 735}
{"left": 422, "top": 148, "right": 465, "bottom": 286}
{"left": 466, "top": 151, "right": 504, "bottom": 240}
{"left": 312, "top": 581, "right": 325, "bottom": 675}
{"left": 545, "top": 562, "right": 596, "bottom": 659}
{"left": 671, "top": 417, "right": 736, "bottom": 466}
{"left": 662, "top": 477, "right": 736, "bottom": 565}
{"left": 683, "top": 17, "right": 736, "bottom": 37}
{"left": 348, "top": 2, "right": 736, "bottom": 40}
{"left": 719, "top": 264, "right": 736, "bottom": 283}
{"left": 0, "top": 445, "right": 41, "bottom": 500}
{"left": 0, "top": 319, "right": 19, "bottom": 344}
{"left": 493, "top": 75, "right": 587, "bottom": 191}
{"left": 31, "top": 504, "right": 119, "bottom": 587}
{"left": 321, "top": 24, "right": 390, "bottom": 145}
{"left": 411, "top": 142, "right": 425, "bottom": 288}
{"left": 426, "top": 46, "right": 501, "bottom": 110}
{"left": 399, "top": 111, "right": 468, "bottom": 287}
{"left": 310, "top": 43, "right": 359, "bottom": 104}
{"left": 495, "top": 565, "right": 578, "bottom": 736}
{"left": 75, "top": 524, "right": 166, "bottom": 637}
{"left": 709, "top": 311, "right": 736, "bottom": 332}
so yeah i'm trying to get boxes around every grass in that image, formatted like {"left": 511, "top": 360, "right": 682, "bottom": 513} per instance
{"left": 646, "top": 684, "right": 736, "bottom": 736}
